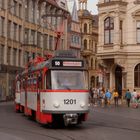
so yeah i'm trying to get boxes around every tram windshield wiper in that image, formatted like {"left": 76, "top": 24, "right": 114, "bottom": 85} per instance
{"left": 63, "top": 85, "right": 71, "bottom": 90}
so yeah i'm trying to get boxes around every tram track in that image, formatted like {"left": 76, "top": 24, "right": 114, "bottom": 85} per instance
{"left": 86, "top": 121, "right": 140, "bottom": 133}
{"left": 0, "top": 125, "right": 76, "bottom": 140}
{"left": 0, "top": 103, "right": 77, "bottom": 140}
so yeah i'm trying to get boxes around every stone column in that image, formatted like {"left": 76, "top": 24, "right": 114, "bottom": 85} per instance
{"left": 47, "top": 35, "right": 50, "bottom": 50}
{"left": 10, "top": 48, "right": 13, "bottom": 65}
{"left": 4, "top": 0, "right": 8, "bottom": 65}
{"left": 16, "top": 49, "right": 19, "bottom": 66}
{"left": 114, "top": 12, "right": 120, "bottom": 48}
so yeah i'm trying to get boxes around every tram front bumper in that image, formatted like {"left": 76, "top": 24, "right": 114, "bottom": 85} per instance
{"left": 63, "top": 113, "right": 78, "bottom": 126}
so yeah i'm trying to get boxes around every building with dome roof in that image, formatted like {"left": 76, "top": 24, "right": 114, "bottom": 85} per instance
{"left": 78, "top": 0, "right": 98, "bottom": 87}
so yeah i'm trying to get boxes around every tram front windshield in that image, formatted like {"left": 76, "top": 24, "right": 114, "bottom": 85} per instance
{"left": 51, "top": 70, "right": 87, "bottom": 90}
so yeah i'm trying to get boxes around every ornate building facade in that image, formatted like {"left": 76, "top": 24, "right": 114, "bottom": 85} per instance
{"left": 78, "top": 0, "right": 98, "bottom": 87}
{"left": 97, "top": 0, "right": 140, "bottom": 95}
{"left": 0, "top": 0, "right": 68, "bottom": 101}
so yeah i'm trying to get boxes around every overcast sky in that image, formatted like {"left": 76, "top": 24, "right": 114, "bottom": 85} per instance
{"left": 76, "top": 0, "right": 98, "bottom": 14}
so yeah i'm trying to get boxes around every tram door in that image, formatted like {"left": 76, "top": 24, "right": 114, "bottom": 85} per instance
{"left": 115, "top": 66, "right": 122, "bottom": 97}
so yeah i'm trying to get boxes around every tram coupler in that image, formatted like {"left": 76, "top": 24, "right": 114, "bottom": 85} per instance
{"left": 63, "top": 114, "right": 78, "bottom": 126}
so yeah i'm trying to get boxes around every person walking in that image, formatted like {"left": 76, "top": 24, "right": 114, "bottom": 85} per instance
{"left": 131, "top": 89, "right": 138, "bottom": 108}
{"left": 89, "top": 87, "right": 94, "bottom": 106}
{"left": 113, "top": 89, "right": 119, "bottom": 107}
{"left": 105, "top": 89, "right": 112, "bottom": 106}
{"left": 97, "top": 87, "right": 103, "bottom": 106}
{"left": 131, "top": 89, "right": 137, "bottom": 103}
{"left": 93, "top": 88, "right": 98, "bottom": 106}
{"left": 125, "top": 89, "right": 132, "bottom": 107}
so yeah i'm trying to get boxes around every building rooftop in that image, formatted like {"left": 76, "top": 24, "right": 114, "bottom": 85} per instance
{"left": 67, "top": 0, "right": 79, "bottom": 22}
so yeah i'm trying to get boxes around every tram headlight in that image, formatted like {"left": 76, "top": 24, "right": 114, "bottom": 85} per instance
{"left": 80, "top": 102, "right": 85, "bottom": 108}
{"left": 53, "top": 102, "right": 60, "bottom": 108}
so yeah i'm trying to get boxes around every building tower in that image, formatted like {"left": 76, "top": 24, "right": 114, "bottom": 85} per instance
{"left": 78, "top": 0, "right": 98, "bottom": 87}
{"left": 78, "top": 0, "right": 87, "bottom": 10}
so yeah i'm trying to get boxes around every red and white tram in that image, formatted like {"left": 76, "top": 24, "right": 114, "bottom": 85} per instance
{"left": 15, "top": 51, "right": 89, "bottom": 126}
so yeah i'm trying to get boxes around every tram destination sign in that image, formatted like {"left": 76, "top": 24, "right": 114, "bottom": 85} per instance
{"left": 52, "top": 60, "right": 84, "bottom": 67}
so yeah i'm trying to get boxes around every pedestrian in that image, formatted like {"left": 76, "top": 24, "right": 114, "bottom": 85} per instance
{"left": 131, "top": 89, "right": 137, "bottom": 103}
{"left": 125, "top": 89, "right": 132, "bottom": 107}
{"left": 97, "top": 87, "right": 103, "bottom": 106}
{"left": 93, "top": 88, "right": 98, "bottom": 106}
{"left": 113, "top": 89, "right": 119, "bottom": 107}
{"left": 105, "top": 89, "right": 112, "bottom": 106}
{"left": 89, "top": 87, "right": 94, "bottom": 105}
{"left": 131, "top": 89, "right": 138, "bottom": 108}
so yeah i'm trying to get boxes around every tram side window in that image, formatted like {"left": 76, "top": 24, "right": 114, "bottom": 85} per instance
{"left": 33, "top": 78, "right": 37, "bottom": 89}
{"left": 27, "top": 79, "right": 31, "bottom": 90}
{"left": 21, "top": 80, "right": 24, "bottom": 90}
{"left": 46, "top": 71, "right": 51, "bottom": 89}
{"left": 38, "top": 73, "right": 43, "bottom": 89}
{"left": 23, "top": 79, "right": 26, "bottom": 89}
{"left": 27, "top": 76, "right": 37, "bottom": 90}
{"left": 16, "top": 81, "right": 20, "bottom": 92}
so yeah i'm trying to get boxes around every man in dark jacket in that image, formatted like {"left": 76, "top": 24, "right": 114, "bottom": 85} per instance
{"left": 125, "top": 89, "right": 131, "bottom": 107}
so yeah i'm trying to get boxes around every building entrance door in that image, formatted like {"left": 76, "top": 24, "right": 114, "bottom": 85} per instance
{"left": 90, "top": 76, "right": 95, "bottom": 88}
{"left": 115, "top": 66, "right": 122, "bottom": 97}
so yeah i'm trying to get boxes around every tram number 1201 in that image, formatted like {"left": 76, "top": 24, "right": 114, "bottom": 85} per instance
{"left": 64, "top": 99, "right": 76, "bottom": 105}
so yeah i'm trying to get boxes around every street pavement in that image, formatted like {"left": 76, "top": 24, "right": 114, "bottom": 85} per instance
{"left": 0, "top": 101, "right": 140, "bottom": 140}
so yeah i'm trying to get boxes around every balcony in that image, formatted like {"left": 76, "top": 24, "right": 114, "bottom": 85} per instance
{"left": 81, "top": 49, "right": 92, "bottom": 57}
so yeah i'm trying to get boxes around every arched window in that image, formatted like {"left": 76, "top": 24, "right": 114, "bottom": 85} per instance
{"left": 104, "top": 17, "right": 114, "bottom": 44}
{"left": 84, "top": 39, "right": 87, "bottom": 49}
{"left": 84, "top": 23, "right": 88, "bottom": 33}
{"left": 134, "top": 63, "right": 140, "bottom": 87}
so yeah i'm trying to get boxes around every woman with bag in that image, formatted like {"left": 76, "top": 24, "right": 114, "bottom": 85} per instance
{"left": 113, "top": 89, "right": 119, "bottom": 107}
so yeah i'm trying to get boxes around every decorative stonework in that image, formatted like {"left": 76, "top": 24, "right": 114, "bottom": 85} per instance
{"left": 79, "top": 0, "right": 87, "bottom": 2}
{"left": 115, "top": 59, "right": 126, "bottom": 68}
{"left": 132, "top": 10, "right": 140, "bottom": 17}
{"left": 97, "top": 1, "right": 128, "bottom": 8}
